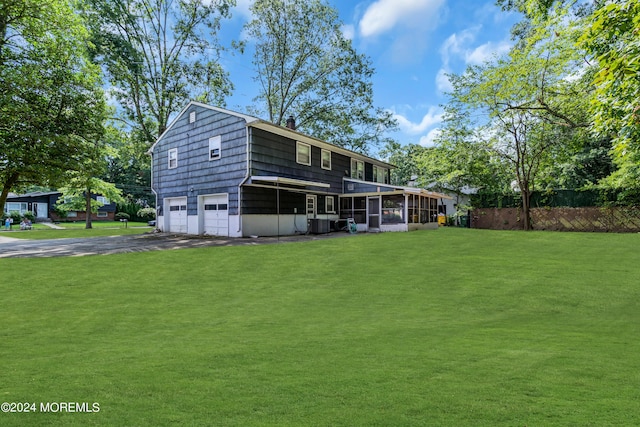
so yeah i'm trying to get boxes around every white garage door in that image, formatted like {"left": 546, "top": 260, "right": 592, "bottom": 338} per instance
{"left": 202, "top": 194, "right": 228, "bottom": 236}
{"left": 167, "top": 197, "right": 187, "bottom": 233}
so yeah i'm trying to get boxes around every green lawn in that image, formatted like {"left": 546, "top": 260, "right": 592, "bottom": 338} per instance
{"left": 1, "top": 229, "right": 639, "bottom": 426}
{"left": 2, "top": 221, "right": 151, "bottom": 239}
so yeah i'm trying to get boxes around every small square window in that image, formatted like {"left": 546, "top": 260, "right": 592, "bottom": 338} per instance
{"left": 321, "top": 149, "right": 331, "bottom": 170}
{"left": 296, "top": 142, "right": 311, "bottom": 166}
{"left": 168, "top": 148, "right": 178, "bottom": 169}
{"left": 209, "top": 136, "right": 221, "bottom": 160}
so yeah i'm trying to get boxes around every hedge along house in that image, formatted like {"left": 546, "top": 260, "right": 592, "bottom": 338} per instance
{"left": 149, "top": 102, "right": 448, "bottom": 237}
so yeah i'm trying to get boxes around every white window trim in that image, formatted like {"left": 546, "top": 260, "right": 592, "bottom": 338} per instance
{"left": 209, "top": 135, "right": 221, "bottom": 161}
{"left": 351, "top": 158, "right": 364, "bottom": 180}
{"left": 296, "top": 141, "right": 311, "bottom": 166}
{"left": 168, "top": 148, "right": 178, "bottom": 169}
{"left": 97, "top": 211, "right": 108, "bottom": 217}
{"left": 326, "top": 196, "right": 335, "bottom": 213}
{"left": 96, "top": 196, "right": 110, "bottom": 205}
{"left": 321, "top": 149, "right": 331, "bottom": 170}
{"left": 373, "top": 165, "right": 388, "bottom": 184}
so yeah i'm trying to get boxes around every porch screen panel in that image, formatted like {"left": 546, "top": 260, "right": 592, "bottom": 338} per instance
{"left": 382, "top": 195, "right": 404, "bottom": 224}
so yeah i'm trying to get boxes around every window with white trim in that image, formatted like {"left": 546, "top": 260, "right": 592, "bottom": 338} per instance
{"left": 96, "top": 196, "right": 110, "bottom": 205}
{"left": 351, "top": 158, "right": 364, "bottom": 180}
{"left": 321, "top": 149, "right": 331, "bottom": 170}
{"left": 97, "top": 211, "right": 108, "bottom": 217}
{"left": 373, "top": 165, "right": 388, "bottom": 184}
{"left": 209, "top": 135, "right": 221, "bottom": 160}
{"left": 189, "top": 111, "right": 196, "bottom": 123}
{"left": 168, "top": 148, "right": 178, "bottom": 169}
{"left": 326, "top": 196, "right": 335, "bottom": 213}
{"left": 296, "top": 141, "right": 311, "bottom": 166}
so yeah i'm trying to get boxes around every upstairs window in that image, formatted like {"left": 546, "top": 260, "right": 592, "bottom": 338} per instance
{"left": 168, "top": 148, "right": 178, "bottom": 169}
{"left": 321, "top": 149, "right": 331, "bottom": 170}
{"left": 351, "top": 158, "right": 364, "bottom": 180}
{"left": 209, "top": 135, "right": 221, "bottom": 160}
{"left": 296, "top": 141, "right": 311, "bottom": 166}
{"left": 96, "top": 196, "right": 110, "bottom": 205}
{"left": 373, "top": 166, "right": 388, "bottom": 184}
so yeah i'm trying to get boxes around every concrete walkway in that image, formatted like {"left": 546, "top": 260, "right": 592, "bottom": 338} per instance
{"left": 0, "top": 231, "right": 355, "bottom": 259}
{"left": 40, "top": 222, "right": 64, "bottom": 229}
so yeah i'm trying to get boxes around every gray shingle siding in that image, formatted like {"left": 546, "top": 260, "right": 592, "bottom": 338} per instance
{"left": 250, "top": 128, "right": 347, "bottom": 193}
{"left": 152, "top": 105, "right": 248, "bottom": 215}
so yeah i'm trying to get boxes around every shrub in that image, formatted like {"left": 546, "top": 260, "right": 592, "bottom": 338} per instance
{"left": 115, "top": 212, "right": 131, "bottom": 221}
{"left": 23, "top": 211, "right": 35, "bottom": 221}
{"left": 137, "top": 207, "right": 156, "bottom": 221}
{"left": 9, "top": 211, "right": 21, "bottom": 224}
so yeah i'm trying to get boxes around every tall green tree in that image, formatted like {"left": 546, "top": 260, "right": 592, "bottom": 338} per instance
{"left": 380, "top": 142, "right": 427, "bottom": 187}
{"left": 447, "top": 3, "right": 591, "bottom": 229}
{"left": 0, "top": 0, "right": 107, "bottom": 215}
{"left": 57, "top": 177, "right": 124, "bottom": 229}
{"left": 417, "top": 104, "right": 511, "bottom": 214}
{"left": 580, "top": 0, "right": 640, "bottom": 201}
{"left": 81, "top": 0, "right": 236, "bottom": 145}
{"left": 243, "top": 0, "right": 397, "bottom": 153}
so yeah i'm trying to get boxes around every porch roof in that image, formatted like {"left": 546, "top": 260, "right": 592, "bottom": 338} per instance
{"left": 245, "top": 176, "right": 331, "bottom": 189}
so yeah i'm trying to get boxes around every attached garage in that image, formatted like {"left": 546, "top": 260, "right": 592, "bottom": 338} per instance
{"left": 166, "top": 197, "right": 187, "bottom": 233}
{"left": 200, "top": 194, "right": 229, "bottom": 236}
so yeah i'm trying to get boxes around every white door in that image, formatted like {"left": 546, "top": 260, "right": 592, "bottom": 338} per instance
{"left": 36, "top": 203, "right": 48, "bottom": 218}
{"left": 202, "top": 194, "right": 228, "bottom": 236}
{"left": 368, "top": 196, "right": 380, "bottom": 231}
{"left": 168, "top": 197, "right": 187, "bottom": 233}
{"left": 306, "top": 195, "right": 317, "bottom": 219}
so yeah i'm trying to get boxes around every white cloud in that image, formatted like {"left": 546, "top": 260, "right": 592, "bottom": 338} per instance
{"left": 465, "top": 40, "right": 511, "bottom": 65}
{"left": 232, "top": 0, "right": 253, "bottom": 19}
{"left": 439, "top": 27, "right": 512, "bottom": 69}
{"left": 341, "top": 24, "right": 355, "bottom": 40}
{"left": 392, "top": 107, "right": 443, "bottom": 135}
{"left": 440, "top": 27, "right": 479, "bottom": 67}
{"left": 358, "top": 0, "right": 445, "bottom": 38}
{"left": 435, "top": 68, "right": 453, "bottom": 94}
{"left": 419, "top": 128, "right": 442, "bottom": 147}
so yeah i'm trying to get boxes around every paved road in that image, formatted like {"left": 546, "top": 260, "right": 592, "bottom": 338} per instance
{"left": 0, "top": 232, "right": 352, "bottom": 259}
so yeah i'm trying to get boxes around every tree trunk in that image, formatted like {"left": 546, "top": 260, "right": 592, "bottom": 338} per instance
{"left": 0, "top": 172, "right": 20, "bottom": 217}
{"left": 521, "top": 190, "right": 532, "bottom": 230}
{"left": 85, "top": 188, "right": 93, "bottom": 229}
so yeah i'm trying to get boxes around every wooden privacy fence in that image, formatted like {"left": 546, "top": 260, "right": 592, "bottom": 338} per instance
{"left": 471, "top": 206, "right": 640, "bottom": 232}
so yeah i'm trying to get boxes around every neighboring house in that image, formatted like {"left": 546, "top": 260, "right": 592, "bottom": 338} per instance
{"left": 149, "top": 102, "right": 449, "bottom": 237}
{"left": 434, "top": 188, "right": 475, "bottom": 220}
{"left": 4, "top": 191, "right": 117, "bottom": 221}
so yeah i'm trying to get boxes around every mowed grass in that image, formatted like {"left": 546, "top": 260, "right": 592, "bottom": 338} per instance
{"left": 1, "top": 229, "right": 639, "bottom": 426}
{"left": 3, "top": 221, "right": 151, "bottom": 239}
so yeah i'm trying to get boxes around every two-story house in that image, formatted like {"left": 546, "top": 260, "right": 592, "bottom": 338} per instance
{"left": 149, "top": 102, "right": 448, "bottom": 237}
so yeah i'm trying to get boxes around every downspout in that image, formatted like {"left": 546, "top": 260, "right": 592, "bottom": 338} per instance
{"left": 237, "top": 124, "right": 252, "bottom": 235}
{"left": 148, "top": 150, "right": 159, "bottom": 229}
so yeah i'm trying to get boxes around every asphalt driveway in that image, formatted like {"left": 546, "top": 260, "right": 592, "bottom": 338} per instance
{"left": 0, "top": 231, "right": 352, "bottom": 258}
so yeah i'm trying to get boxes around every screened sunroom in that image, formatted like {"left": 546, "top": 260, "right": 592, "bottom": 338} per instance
{"left": 339, "top": 180, "right": 449, "bottom": 232}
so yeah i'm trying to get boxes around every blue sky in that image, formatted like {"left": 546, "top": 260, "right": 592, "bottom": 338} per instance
{"left": 221, "top": 0, "right": 520, "bottom": 148}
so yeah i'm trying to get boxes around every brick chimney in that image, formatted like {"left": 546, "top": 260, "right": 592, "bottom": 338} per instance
{"left": 286, "top": 115, "right": 296, "bottom": 130}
